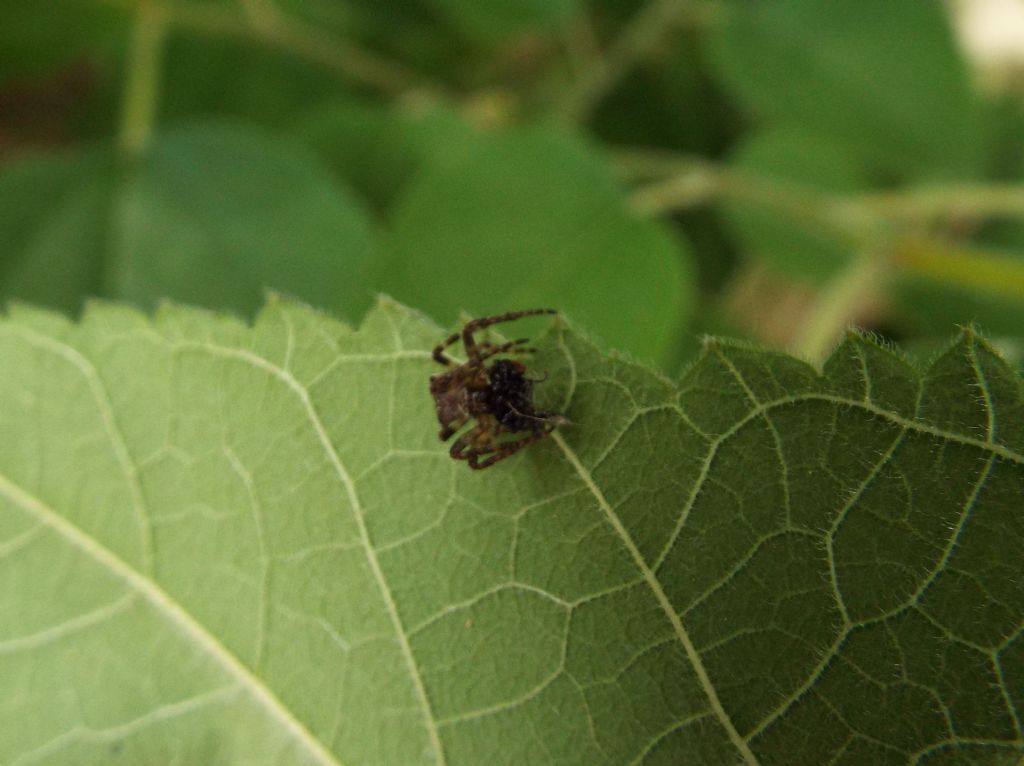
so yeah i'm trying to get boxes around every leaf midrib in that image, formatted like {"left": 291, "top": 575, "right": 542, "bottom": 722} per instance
{"left": 176, "top": 341, "right": 447, "bottom": 766}
{"left": 0, "top": 470, "right": 342, "bottom": 766}
{"left": 549, "top": 339, "right": 1021, "bottom": 765}
{"left": 3, "top": 325, "right": 447, "bottom": 766}
{"left": 8, "top": 325, "right": 154, "bottom": 572}
{"left": 551, "top": 431, "right": 760, "bottom": 766}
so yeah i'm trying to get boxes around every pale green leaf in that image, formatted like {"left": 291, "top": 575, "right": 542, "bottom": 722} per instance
{"left": 708, "top": 0, "right": 981, "bottom": 180}
{"left": 0, "top": 298, "right": 1021, "bottom": 765}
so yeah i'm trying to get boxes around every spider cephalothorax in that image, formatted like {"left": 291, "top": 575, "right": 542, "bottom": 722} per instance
{"left": 430, "top": 309, "right": 564, "bottom": 470}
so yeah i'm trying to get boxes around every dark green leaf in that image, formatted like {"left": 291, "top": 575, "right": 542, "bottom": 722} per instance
{"left": 111, "top": 122, "right": 378, "bottom": 319}
{"left": 0, "top": 123, "right": 380, "bottom": 320}
{"left": 0, "top": 1, "right": 124, "bottom": 77}
{"left": 708, "top": 0, "right": 982, "bottom": 179}
{"left": 423, "top": 0, "right": 579, "bottom": 44}
{"left": 896, "top": 274, "right": 1024, "bottom": 341}
{"left": 293, "top": 101, "right": 474, "bottom": 213}
{"left": 722, "top": 129, "right": 865, "bottom": 281}
{"left": 382, "top": 126, "right": 692, "bottom": 362}
{"left": 592, "top": 38, "right": 740, "bottom": 156}
{"left": 0, "top": 148, "right": 113, "bottom": 312}
{"left": 158, "top": 33, "right": 341, "bottom": 129}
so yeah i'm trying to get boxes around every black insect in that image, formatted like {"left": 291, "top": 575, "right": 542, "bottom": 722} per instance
{"left": 430, "top": 309, "right": 565, "bottom": 469}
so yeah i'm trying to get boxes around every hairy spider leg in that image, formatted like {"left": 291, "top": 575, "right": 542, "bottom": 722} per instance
{"left": 475, "top": 339, "right": 536, "bottom": 362}
{"left": 433, "top": 335, "right": 532, "bottom": 365}
{"left": 447, "top": 423, "right": 487, "bottom": 458}
{"left": 504, "top": 401, "right": 563, "bottom": 426}
{"left": 452, "top": 428, "right": 557, "bottom": 469}
{"left": 438, "top": 412, "right": 469, "bottom": 441}
{"left": 432, "top": 331, "right": 461, "bottom": 365}
{"left": 433, "top": 309, "right": 555, "bottom": 364}
{"left": 461, "top": 309, "right": 556, "bottom": 360}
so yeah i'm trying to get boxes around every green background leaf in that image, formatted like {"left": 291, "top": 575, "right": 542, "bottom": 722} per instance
{"left": 0, "top": 123, "right": 379, "bottom": 321}
{"left": 423, "top": 0, "right": 579, "bottom": 44}
{"left": 293, "top": 101, "right": 474, "bottom": 214}
{"left": 158, "top": 33, "right": 342, "bottom": 129}
{"left": 0, "top": 298, "right": 1020, "bottom": 764}
{"left": 0, "top": 1, "right": 124, "bottom": 76}
{"left": 111, "top": 123, "right": 378, "bottom": 320}
{"left": 722, "top": 129, "right": 866, "bottom": 282}
{"left": 383, "top": 127, "right": 692, "bottom": 362}
{"left": 708, "top": 0, "right": 982, "bottom": 180}
{"left": 0, "top": 148, "right": 113, "bottom": 313}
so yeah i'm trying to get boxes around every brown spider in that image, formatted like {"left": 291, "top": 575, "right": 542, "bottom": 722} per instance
{"left": 430, "top": 309, "right": 565, "bottom": 470}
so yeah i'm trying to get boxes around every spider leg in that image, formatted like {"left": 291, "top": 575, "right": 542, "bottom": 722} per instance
{"left": 432, "top": 331, "right": 462, "bottom": 365}
{"left": 476, "top": 339, "right": 536, "bottom": 362}
{"left": 438, "top": 413, "right": 469, "bottom": 441}
{"left": 467, "top": 429, "right": 553, "bottom": 470}
{"left": 435, "top": 337, "right": 533, "bottom": 366}
{"left": 462, "top": 309, "right": 556, "bottom": 360}
{"left": 448, "top": 426, "right": 484, "bottom": 461}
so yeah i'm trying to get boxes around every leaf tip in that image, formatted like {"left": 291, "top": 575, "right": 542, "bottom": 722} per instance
{"left": 374, "top": 293, "right": 401, "bottom": 311}
{"left": 700, "top": 335, "right": 721, "bottom": 352}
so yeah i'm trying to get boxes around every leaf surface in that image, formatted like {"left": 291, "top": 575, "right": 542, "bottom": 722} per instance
{"left": 708, "top": 0, "right": 982, "bottom": 180}
{"left": 0, "top": 298, "right": 1021, "bottom": 765}
{"left": 721, "top": 129, "right": 866, "bottom": 282}
{"left": 421, "top": 0, "right": 578, "bottom": 44}
{"left": 0, "top": 1, "right": 124, "bottom": 76}
{"left": 0, "top": 124, "right": 378, "bottom": 321}
{"left": 383, "top": 126, "right": 691, "bottom": 363}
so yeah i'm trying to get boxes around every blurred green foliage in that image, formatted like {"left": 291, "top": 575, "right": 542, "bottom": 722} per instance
{"left": 1, "top": 0, "right": 1023, "bottom": 367}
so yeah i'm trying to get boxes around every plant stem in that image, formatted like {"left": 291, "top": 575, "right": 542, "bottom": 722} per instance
{"left": 559, "top": 0, "right": 710, "bottom": 124}
{"left": 621, "top": 148, "right": 1024, "bottom": 230}
{"left": 559, "top": 14, "right": 603, "bottom": 83}
{"left": 855, "top": 185, "right": 1024, "bottom": 221}
{"left": 100, "top": 0, "right": 433, "bottom": 95}
{"left": 622, "top": 149, "right": 1024, "bottom": 352}
{"left": 118, "top": 1, "right": 168, "bottom": 158}
{"left": 629, "top": 155, "right": 868, "bottom": 248}
{"left": 894, "top": 239, "right": 1024, "bottom": 300}
{"left": 794, "top": 251, "right": 889, "bottom": 364}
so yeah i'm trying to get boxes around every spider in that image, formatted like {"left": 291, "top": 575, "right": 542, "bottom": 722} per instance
{"left": 430, "top": 309, "right": 565, "bottom": 470}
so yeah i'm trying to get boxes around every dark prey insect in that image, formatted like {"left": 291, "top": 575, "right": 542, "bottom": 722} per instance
{"left": 430, "top": 309, "right": 564, "bottom": 470}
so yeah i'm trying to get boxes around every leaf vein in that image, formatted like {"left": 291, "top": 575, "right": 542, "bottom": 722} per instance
{"left": 4, "top": 326, "right": 155, "bottom": 573}
{"left": 0, "top": 471, "right": 341, "bottom": 766}
{"left": 179, "top": 341, "right": 446, "bottom": 766}
{"left": 552, "top": 431, "right": 760, "bottom": 766}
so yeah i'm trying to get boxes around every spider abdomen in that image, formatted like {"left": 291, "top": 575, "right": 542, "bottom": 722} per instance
{"left": 486, "top": 359, "right": 543, "bottom": 432}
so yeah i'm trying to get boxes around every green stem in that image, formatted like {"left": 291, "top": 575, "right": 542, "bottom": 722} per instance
{"left": 794, "top": 251, "right": 889, "bottom": 364}
{"left": 621, "top": 148, "right": 1024, "bottom": 231}
{"left": 894, "top": 239, "right": 1024, "bottom": 300}
{"left": 559, "top": 14, "right": 603, "bottom": 83}
{"left": 614, "top": 147, "right": 711, "bottom": 179}
{"left": 855, "top": 185, "right": 1024, "bottom": 221}
{"left": 629, "top": 156, "right": 868, "bottom": 249}
{"left": 100, "top": 0, "right": 433, "bottom": 95}
{"left": 118, "top": 1, "right": 168, "bottom": 158}
{"left": 621, "top": 147, "right": 1024, "bottom": 346}
{"left": 559, "top": 0, "right": 711, "bottom": 124}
